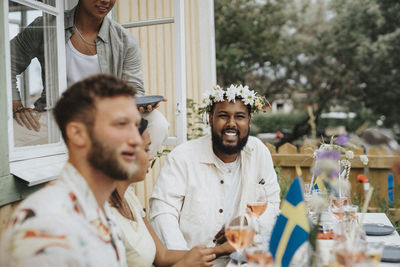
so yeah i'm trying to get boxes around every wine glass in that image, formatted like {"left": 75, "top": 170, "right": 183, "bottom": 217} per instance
{"left": 245, "top": 243, "right": 274, "bottom": 267}
{"left": 246, "top": 183, "right": 268, "bottom": 241}
{"left": 303, "top": 182, "right": 316, "bottom": 215}
{"left": 225, "top": 215, "right": 255, "bottom": 267}
{"left": 330, "top": 194, "right": 349, "bottom": 209}
{"left": 344, "top": 204, "right": 359, "bottom": 223}
{"left": 331, "top": 205, "right": 345, "bottom": 221}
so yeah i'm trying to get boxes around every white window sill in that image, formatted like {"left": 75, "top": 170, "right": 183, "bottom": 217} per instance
{"left": 10, "top": 153, "right": 68, "bottom": 186}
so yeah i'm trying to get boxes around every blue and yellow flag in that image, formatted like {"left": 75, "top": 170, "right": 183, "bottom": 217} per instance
{"left": 269, "top": 178, "right": 310, "bottom": 267}
{"left": 313, "top": 176, "right": 327, "bottom": 192}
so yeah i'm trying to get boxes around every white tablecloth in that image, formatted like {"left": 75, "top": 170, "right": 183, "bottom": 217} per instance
{"left": 225, "top": 213, "right": 400, "bottom": 267}
{"left": 361, "top": 213, "right": 400, "bottom": 267}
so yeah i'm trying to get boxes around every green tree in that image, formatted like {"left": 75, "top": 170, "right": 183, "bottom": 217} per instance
{"left": 215, "top": 0, "right": 400, "bottom": 146}
{"left": 214, "top": 0, "right": 288, "bottom": 87}
{"left": 328, "top": 0, "right": 400, "bottom": 126}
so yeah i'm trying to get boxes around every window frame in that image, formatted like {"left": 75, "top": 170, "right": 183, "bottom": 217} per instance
{"left": 5, "top": 0, "right": 67, "bottom": 162}
{"left": 0, "top": 0, "right": 67, "bottom": 201}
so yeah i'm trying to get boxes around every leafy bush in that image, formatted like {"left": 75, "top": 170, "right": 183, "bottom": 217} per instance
{"left": 251, "top": 108, "right": 380, "bottom": 137}
{"left": 250, "top": 111, "right": 307, "bottom": 136}
{"left": 187, "top": 98, "right": 205, "bottom": 140}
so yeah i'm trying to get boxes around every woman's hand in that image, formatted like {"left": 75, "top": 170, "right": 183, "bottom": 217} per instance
{"left": 13, "top": 101, "right": 41, "bottom": 132}
{"left": 173, "top": 245, "right": 216, "bottom": 267}
{"left": 138, "top": 98, "right": 167, "bottom": 113}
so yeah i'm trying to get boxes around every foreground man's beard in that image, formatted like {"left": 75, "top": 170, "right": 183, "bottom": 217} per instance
{"left": 88, "top": 133, "right": 138, "bottom": 181}
{"left": 211, "top": 126, "right": 250, "bottom": 155}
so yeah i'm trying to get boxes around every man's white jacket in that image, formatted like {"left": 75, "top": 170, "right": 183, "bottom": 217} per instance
{"left": 149, "top": 135, "right": 280, "bottom": 249}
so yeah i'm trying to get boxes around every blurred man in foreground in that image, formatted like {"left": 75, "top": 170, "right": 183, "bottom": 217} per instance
{"left": 1, "top": 74, "right": 142, "bottom": 266}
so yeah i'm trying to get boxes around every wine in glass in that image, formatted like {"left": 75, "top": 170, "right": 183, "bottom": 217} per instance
{"left": 246, "top": 183, "right": 268, "bottom": 243}
{"left": 247, "top": 183, "right": 268, "bottom": 217}
{"left": 331, "top": 195, "right": 349, "bottom": 209}
{"left": 245, "top": 244, "right": 274, "bottom": 267}
{"left": 225, "top": 216, "right": 255, "bottom": 267}
{"left": 247, "top": 202, "right": 268, "bottom": 217}
{"left": 331, "top": 206, "right": 345, "bottom": 221}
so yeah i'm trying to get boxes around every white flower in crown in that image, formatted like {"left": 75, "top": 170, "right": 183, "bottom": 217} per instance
{"left": 226, "top": 85, "right": 238, "bottom": 102}
{"left": 214, "top": 88, "right": 225, "bottom": 102}
{"left": 242, "top": 88, "right": 256, "bottom": 106}
{"left": 202, "top": 91, "right": 213, "bottom": 106}
{"left": 237, "top": 84, "right": 245, "bottom": 94}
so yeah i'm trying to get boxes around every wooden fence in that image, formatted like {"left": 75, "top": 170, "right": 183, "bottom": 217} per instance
{"left": 269, "top": 142, "right": 400, "bottom": 209}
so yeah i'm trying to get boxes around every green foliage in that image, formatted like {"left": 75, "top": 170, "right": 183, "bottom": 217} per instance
{"left": 214, "top": 0, "right": 288, "bottom": 87}
{"left": 186, "top": 98, "right": 205, "bottom": 140}
{"left": 275, "top": 166, "right": 292, "bottom": 201}
{"left": 250, "top": 107, "right": 382, "bottom": 138}
{"left": 250, "top": 111, "right": 307, "bottom": 136}
{"left": 327, "top": 0, "right": 400, "bottom": 126}
{"left": 150, "top": 149, "right": 171, "bottom": 169}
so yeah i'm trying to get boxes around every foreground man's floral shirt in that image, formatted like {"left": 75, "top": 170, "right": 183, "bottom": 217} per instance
{"left": 0, "top": 163, "right": 127, "bottom": 267}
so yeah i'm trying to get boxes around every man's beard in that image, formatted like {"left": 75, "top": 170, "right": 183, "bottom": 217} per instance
{"left": 211, "top": 126, "right": 250, "bottom": 155}
{"left": 87, "top": 132, "right": 138, "bottom": 181}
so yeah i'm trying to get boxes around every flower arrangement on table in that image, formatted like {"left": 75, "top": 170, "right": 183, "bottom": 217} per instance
{"left": 310, "top": 134, "right": 369, "bottom": 196}
{"left": 307, "top": 134, "right": 373, "bottom": 266}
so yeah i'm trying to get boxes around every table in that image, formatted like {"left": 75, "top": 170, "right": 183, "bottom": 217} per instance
{"left": 361, "top": 213, "right": 400, "bottom": 267}
{"left": 225, "top": 213, "right": 400, "bottom": 267}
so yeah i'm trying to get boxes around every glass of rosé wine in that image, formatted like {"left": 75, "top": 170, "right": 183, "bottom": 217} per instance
{"left": 245, "top": 244, "right": 274, "bottom": 267}
{"left": 225, "top": 215, "right": 255, "bottom": 267}
{"left": 246, "top": 183, "right": 268, "bottom": 242}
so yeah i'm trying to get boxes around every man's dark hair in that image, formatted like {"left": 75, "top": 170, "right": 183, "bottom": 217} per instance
{"left": 53, "top": 74, "right": 137, "bottom": 142}
{"left": 138, "top": 118, "right": 148, "bottom": 135}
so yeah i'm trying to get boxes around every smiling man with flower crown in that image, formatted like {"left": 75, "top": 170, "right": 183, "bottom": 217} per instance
{"left": 149, "top": 85, "right": 280, "bottom": 265}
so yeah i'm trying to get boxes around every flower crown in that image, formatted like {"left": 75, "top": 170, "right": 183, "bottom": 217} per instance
{"left": 200, "top": 85, "right": 268, "bottom": 114}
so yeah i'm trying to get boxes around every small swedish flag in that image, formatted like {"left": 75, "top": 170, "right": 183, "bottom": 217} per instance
{"left": 313, "top": 176, "right": 327, "bottom": 192}
{"left": 269, "top": 178, "right": 310, "bottom": 267}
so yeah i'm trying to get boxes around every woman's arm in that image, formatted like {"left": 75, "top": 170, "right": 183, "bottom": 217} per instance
{"left": 143, "top": 218, "right": 216, "bottom": 267}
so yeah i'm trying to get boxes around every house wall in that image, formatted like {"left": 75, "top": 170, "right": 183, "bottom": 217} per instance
{"left": 116, "top": 0, "right": 216, "bottom": 212}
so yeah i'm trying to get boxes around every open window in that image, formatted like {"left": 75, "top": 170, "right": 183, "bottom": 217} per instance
{"left": 3, "top": 0, "right": 67, "bottom": 186}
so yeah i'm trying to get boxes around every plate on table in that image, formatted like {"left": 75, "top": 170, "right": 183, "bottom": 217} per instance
{"left": 230, "top": 252, "right": 247, "bottom": 263}
{"left": 363, "top": 223, "right": 395, "bottom": 236}
{"left": 136, "top": 95, "right": 164, "bottom": 108}
{"left": 381, "top": 246, "right": 400, "bottom": 263}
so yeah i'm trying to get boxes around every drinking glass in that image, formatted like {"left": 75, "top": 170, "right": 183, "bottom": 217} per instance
{"left": 245, "top": 244, "right": 274, "bottom": 267}
{"left": 320, "top": 211, "right": 335, "bottom": 233}
{"left": 366, "top": 242, "right": 384, "bottom": 267}
{"left": 330, "top": 195, "right": 349, "bottom": 209}
{"left": 344, "top": 204, "right": 359, "bottom": 224}
{"left": 333, "top": 238, "right": 375, "bottom": 267}
{"left": 303, "top": 182, "right": 312, "bottom": 195}
{"left": 247, "top": 183, "right": 268, "bottom": 218}
{"left": 303, "top": 182, "right": 313, "bottom": 214}
{"left": 331, "top": 206, "right": 345, "bottom": 221}
{"left": 225, "top": 216, "right": 255, "bottom": 267}
{"left": 247, "top": 183, "right": 268, "bottom": 243}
